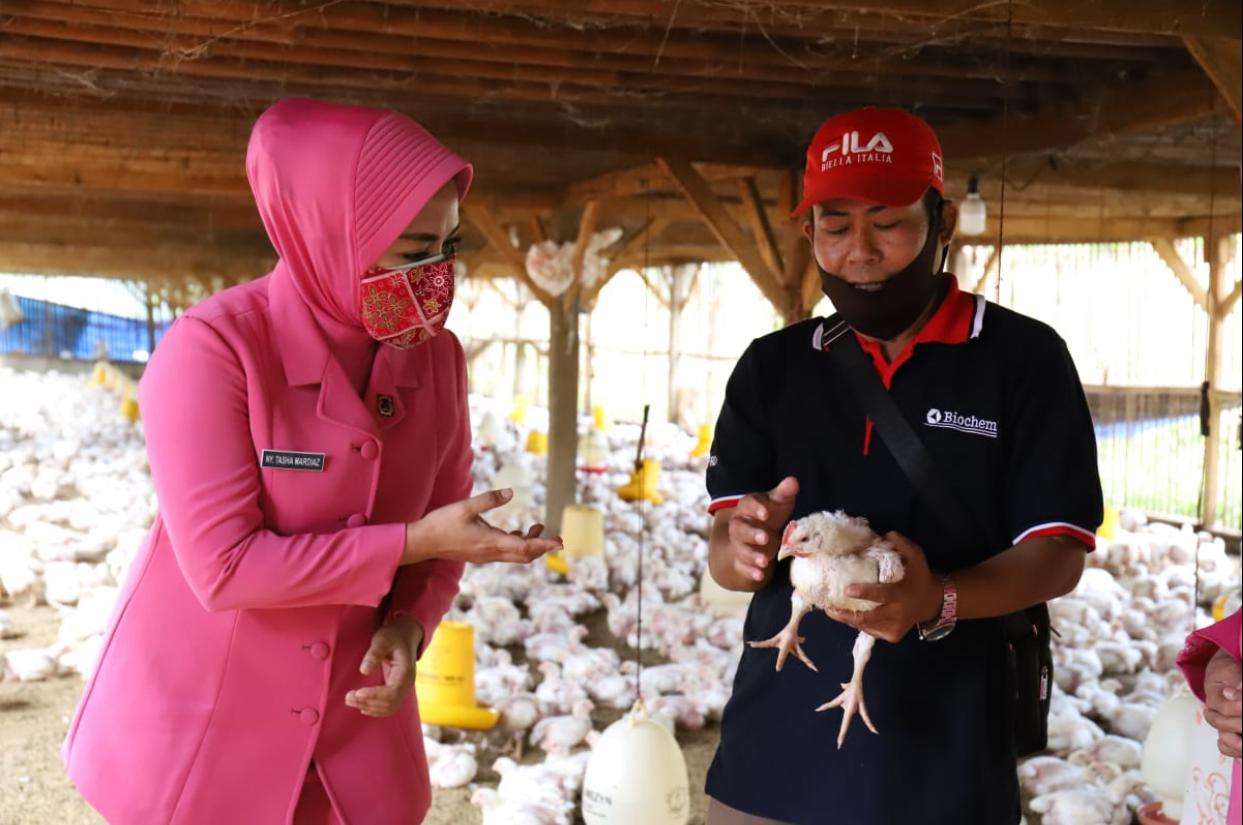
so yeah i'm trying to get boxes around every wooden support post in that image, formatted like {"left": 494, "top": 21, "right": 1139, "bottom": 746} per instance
{"left": 1200, "top": 235, "right": 1230, "bottom": 528}
{"left": 512, "top": 283, "right": 527, "bottom": 401}
{"left": 544, "top": 203, "right": 602, "bottom": 533}
{"left": 545, "top": 301, "right": 579, "bottom": 533}
{"left": 145, "top": 279, "right": 157, "bottom": 356}
{"left": 666, "top": 263, "right": 697, "bottom": 426}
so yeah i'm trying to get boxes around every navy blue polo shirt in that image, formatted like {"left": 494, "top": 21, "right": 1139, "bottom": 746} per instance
{"left": 704, "top": 275, "right": 1103, "bottom": 825}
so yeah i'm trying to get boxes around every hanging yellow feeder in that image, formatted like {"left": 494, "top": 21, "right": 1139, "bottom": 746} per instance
{"left": 509, "top": 394, "right": 529, "bottom": 425}
{"left": 690, "top": 424, "right": 713, "bottom": 458}
{"left": 414, "top": 621, "right": 500, "bottom": 730}
{"left": 544, "top": 551, "right": 571, "bottom": 576}
{"left": 592, "top": 405, "right": 609, "bottom": 431}
{"left": 618, "top": 459, "right": 663, "bottom": 505}
{"left": 119, "top": 395, "right": 140, "bottom": 423}
{"left": 1097, "top": 506, "right": 1120, "bottom": 542}
{"left": 525, "top": 430, "right": 549, "bottom": 456}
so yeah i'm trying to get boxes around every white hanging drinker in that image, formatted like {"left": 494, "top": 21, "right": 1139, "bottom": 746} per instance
{"left": 1141, "top": 684, "right": 1200, "bottom": 821}
{"left": 581, "top": 700, "right": 690, "bottom": 825}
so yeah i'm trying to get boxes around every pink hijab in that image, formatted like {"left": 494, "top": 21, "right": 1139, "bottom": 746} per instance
{"left": 245, "top": 98, "right": 472, "bottom": 331}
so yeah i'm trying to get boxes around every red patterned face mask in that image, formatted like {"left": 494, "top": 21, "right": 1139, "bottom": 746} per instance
{"left": 359, "top": 254, "right": 456, "bottom": 349}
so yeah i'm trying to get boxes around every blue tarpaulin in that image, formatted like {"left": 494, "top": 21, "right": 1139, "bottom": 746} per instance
{"left": 0, "top": 295, "right": 170, "bottom": 363}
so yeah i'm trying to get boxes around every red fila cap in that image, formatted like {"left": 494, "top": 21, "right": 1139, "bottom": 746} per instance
{"left": 792, "top": 107, "right": 944, "bottom": 217}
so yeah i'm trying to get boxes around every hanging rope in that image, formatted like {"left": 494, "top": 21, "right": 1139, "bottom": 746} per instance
{"left": 631, "top": 164, "right": 655, "bottom": 708}
{"left": 995, "top": 0, "right": 1012, "bottom": 305}
{"left": 1194, "top": 93, "right": 1221, "bottom": 629}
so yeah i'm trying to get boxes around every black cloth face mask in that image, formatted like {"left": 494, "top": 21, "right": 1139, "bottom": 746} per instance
{"left": 818, "top": 201, "right": 949, "bottom": 340}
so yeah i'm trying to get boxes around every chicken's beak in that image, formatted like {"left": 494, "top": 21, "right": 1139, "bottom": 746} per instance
{"left": 777, "top": 523, "right": 800, "bottom": 561}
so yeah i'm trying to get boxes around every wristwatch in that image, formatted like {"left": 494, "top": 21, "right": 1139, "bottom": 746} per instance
{"left": 918, "top": 573, "right": 958, "bottom": 641}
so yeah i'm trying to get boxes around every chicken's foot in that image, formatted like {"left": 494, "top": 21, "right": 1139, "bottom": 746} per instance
{"left": 816, "top": 631, "right": 878, "bottom": 748}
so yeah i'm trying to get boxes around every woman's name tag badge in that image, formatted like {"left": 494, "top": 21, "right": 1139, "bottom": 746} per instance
{"left": 261, "top": 450, "right": 326, "bottom": 472}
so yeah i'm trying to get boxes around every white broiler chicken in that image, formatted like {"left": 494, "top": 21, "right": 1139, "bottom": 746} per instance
{"left": 494, "top": 692, "right": 542, "bottom": 757}
{"left": 748, "top": 510, "right": 903, "bottom": 747}
{"left": 528, "top": 700, "right": 594, "bottom": 754}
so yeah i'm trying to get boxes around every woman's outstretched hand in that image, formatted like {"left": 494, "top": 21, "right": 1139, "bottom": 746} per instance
{"left": 402, "top": 488, "right": 562, "bottom": 566}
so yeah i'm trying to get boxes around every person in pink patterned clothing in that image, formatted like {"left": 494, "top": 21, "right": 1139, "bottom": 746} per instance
{"left": 1178, "top": 607, "right": 1242, "bottom": 823}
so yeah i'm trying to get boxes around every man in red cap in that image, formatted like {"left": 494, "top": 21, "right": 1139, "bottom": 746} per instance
{"left": 703, "top": 107, "right": 1102, "bottom": 823}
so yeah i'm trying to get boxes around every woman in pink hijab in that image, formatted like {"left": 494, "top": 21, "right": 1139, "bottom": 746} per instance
{"left": 62, "top": 98, "right": 559, "bottom": 824}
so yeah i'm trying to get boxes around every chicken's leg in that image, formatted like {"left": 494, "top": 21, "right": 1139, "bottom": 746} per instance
{"left": 749, "top": 592, "right": 818, "bottom": 672}
{"left": 815, "top": 630, "right": 878, "bottom": 748}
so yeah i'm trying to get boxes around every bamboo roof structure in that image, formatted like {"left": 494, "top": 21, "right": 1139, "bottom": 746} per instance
{"left": 1, "top": 1, "right": 1240, "bottom": 305}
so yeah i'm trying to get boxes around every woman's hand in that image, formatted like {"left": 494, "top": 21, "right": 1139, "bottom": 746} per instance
{"left": 345, "top": 615, "right": 423, "bottom": 718}
{"left": 1203, "top": 647, "right": 1242, "bottom": 758}
{"left": 402, "top": 488, "right": 562, "bottom": 566}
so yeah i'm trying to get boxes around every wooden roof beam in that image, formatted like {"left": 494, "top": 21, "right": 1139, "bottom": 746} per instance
{"left": 1150, "top": 238, "right": 1210, "bottom": 313}
{"left": 393, "top": 0, "right": 1239, "bottom": 40}
{"left": 937, "top": 68, "right": 1222, "bottom": 159}
{"left": 1184, "top": 37, "right": 1243, "bottom": 127}
{"left": 0, "top": 240, "right": 272, "bottom": 281}
{"left": 658, "top": 157, "right": 792, "bottom": 318}
{"left": 737, "top": 177, "right": 785, "bottom": 283}
{"left": 462, "top": 204, "right": 555, "bottom": 309}
{"left": 0, "top": 0, "right": 1086, "bottom": 89}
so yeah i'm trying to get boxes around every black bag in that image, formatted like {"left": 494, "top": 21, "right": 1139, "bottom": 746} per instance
{"left": 819, "top": 315, "right": 1053, "bottom": 757}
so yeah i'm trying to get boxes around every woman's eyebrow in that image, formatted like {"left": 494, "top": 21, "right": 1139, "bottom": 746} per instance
{"left": 399, "top": 223, "right": 462, "bottom": 242}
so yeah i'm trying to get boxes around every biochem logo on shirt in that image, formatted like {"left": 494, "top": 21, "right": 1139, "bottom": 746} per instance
{"left": 925, "top": 408, "right": 998, "bottom": 439}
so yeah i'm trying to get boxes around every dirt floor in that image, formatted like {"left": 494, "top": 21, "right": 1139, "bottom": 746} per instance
{"left": 0, "top": 603, "right": 717, "bottom": 825}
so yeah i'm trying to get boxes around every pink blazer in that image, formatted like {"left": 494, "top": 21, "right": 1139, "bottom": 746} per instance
{"left": 1179, "top": 609, "right": 1242, "bottom": 824}
{"left": 63, "top": 98, "right": 475, "bottom": 825}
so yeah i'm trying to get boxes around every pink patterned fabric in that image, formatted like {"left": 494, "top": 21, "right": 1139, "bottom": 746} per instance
{"left": 62, "top": 98, "right": 474, "bottom": 824}
{"left": 1179, "top": 610, "right": 1242, "bottom": 824}
{"left": 360, "top": 256, "right": 457, "bottom": 349}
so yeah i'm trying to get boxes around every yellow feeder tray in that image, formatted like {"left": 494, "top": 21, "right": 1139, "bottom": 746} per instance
{"left": 561, "top": 505, "right": 605, "bottom": 559}
{"left": 690, "top": 424, "right": 713, "bottom": 458}
{"left": 525, "top": 430, "right": 549, "bottom": 456}
{"left": 544, "top": 551, "right": 570, "bottom": 576}
{"left": 618, "top": 459, "right": 664, "bottom": 505}
{"left": 414, "top": 621, "right": 500, "bottom": 730}
{"left": 509, "top": 394, "right": 529, "bottom": 425}
{"left": 1097, "top": 506, "right": 1120, "bottom": 542}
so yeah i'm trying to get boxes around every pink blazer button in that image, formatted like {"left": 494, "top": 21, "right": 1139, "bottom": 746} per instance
{"left": 346, "top": 514, "right": 367, "bottom": 528}
{"left": 298, "top": 708, "right": 320, "bottom": 726}
{"left": 359, "top": 441, "right": 379, "bottom": 461}
{"left": 308, "top": 642, "right": 330, "bottom": 660}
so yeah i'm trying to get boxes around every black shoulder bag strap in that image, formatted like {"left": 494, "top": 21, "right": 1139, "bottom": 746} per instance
{"left": 819, "top": 313, "right": 1052, "bottom": 756}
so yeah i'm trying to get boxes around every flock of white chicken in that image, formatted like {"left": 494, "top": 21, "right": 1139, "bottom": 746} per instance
{"left": 0, "top": 365, "right": 1238, "bottom": 825}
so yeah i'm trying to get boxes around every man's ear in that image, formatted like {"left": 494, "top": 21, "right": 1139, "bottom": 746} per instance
{"left": 800, "top": 209, "right": 815, "bottom": 243}
{"left": 938, "top": 199, "right": 959, "bottom": 245}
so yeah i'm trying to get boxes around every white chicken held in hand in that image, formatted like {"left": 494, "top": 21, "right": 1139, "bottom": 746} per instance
{"left": 749, "top": 510, "right": 904, "bottom": 748}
